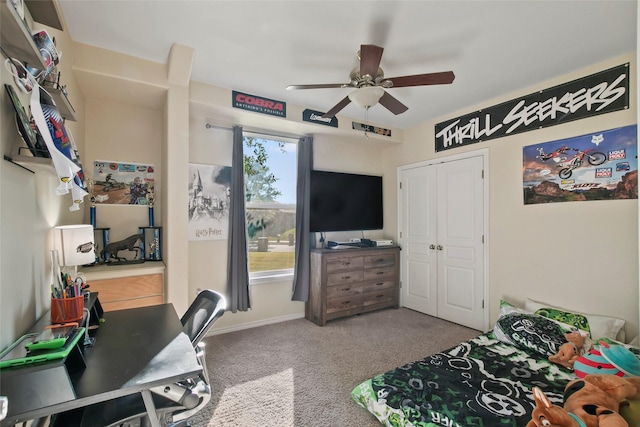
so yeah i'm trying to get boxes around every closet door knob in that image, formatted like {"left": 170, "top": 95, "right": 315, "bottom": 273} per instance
{"left": 429, "top": 244, "right": 435, "bottom": 250}
{"left": 437, "top": 245, "right": 443, "bottom": 250}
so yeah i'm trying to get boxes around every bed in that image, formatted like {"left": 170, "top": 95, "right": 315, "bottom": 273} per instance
{"left": 351, "top": 299, "right": 634, "bottom": 427}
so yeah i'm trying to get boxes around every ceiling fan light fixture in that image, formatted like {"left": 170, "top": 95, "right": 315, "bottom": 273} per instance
{"left": 348, "top": 86, "right": 385, "bottom": 109}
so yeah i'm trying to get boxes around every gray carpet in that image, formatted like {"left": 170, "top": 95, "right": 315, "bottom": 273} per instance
{"left": 190, "top": 308, "right": 480, "bottom": 427}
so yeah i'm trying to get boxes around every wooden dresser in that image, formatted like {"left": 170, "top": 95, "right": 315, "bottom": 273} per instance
{"left": 80, "top": 263, "right": 165, "bottom": 312}
{"left": 306, "top": 246, "right": 400, "bottom": 326}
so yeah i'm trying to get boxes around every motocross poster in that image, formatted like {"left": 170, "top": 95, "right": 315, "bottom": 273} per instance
{"left": 188, "top": 163, "right": 231, "bottom": 241}
{"left": 92, "top": 160, "right": 155, "bottom": 205}
{"left": 523, "top": 125, "right": 637, "bottom": 204}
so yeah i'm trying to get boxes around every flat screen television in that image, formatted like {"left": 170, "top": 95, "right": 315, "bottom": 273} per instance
{"left": 309, "top": 170, "right": 383, "bottom": 232}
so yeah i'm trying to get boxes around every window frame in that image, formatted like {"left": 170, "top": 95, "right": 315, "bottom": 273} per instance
{"left": 243, "top": 136, "right": 297, "bottom": 284}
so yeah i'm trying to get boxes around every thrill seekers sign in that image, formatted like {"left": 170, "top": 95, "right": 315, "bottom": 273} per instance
{"left": 435, "top": 63, "right": 630, "bottom": 152}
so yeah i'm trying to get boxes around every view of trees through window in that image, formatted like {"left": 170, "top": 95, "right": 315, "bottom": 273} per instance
{"left": 243, "top": 136, "right": 296, "bottom": 274}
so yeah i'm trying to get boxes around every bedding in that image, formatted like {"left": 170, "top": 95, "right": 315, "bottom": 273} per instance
{"left": 351, "top": 331, "right": 577, "bottom": 427}
{"left": 524, "top": 297, "right": 626, "bottom": 342}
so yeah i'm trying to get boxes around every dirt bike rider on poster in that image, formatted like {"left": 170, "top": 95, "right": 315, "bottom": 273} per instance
{"left": 129, "top": 176, "right": 147, "bottom": 204}
{"left": 537, "top": 145, "right": 569, "bottom": 162}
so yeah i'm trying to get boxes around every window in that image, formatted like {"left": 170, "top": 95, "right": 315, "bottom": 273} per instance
{"left": 243, "top": 136, "right": 297, "bottom": 280}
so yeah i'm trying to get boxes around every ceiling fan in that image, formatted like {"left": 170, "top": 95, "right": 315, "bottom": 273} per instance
{"left": 286, "top": 44, "right": 455, "bottom": 119}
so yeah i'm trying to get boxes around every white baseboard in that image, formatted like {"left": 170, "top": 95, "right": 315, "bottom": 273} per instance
{"left": 206, "top": 312, "right": 305, "bottom": 337}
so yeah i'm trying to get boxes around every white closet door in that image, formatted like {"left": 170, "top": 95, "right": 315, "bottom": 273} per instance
{"left": 400, "top": 155, "right": 485, "bottom": 331}
{"left": 436, "top": 155, "right": 484, "bottom": 330}
{"left": 400, "top": 164, "right": 438, "bottom": 316}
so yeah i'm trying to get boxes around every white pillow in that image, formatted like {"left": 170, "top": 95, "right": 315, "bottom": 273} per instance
{"left": 524, "top": 298, "right": 626, "bottom": 342}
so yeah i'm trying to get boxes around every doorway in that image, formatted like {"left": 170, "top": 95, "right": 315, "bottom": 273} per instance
{"left": 398, "top": 150, "right": 488, "bottom": 331}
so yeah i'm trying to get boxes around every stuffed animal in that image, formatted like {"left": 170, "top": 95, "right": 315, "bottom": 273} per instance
{"left": 574, "top": 340, "right": 640, "bottom": 379}
{"left": 549, "top": 331, "right": 587, "bottom": 370}
{"left": 526, "top": 374, "right": 640, "bottom": 427}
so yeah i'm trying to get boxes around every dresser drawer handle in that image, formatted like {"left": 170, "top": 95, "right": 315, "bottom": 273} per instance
{"left": 342, "top": 275, "right": 351, "bottom": 280}
{"left": 375, "top": 258, "right": 385, "bottom": 263}
{"left": 342, "top": 262, "right": 351, "bottom": 266}
{"left": 376, "top": 294, "right": 384, "bottom": 299}
{"left": 341, "top": 287, "right": 351, "bottom": 291}
{"left": 342, "top": 300, "right": 351, "bottom": 305}
{"left": 376, "top": 282, "right": 384, "bottom": 286}
{"left": 376, "top": 271, "right": 384, "bottom": 275}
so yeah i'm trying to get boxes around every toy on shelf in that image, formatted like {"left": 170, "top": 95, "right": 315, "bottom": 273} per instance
{"left": 100, "top": 233, "right": 144, "bottom": 265}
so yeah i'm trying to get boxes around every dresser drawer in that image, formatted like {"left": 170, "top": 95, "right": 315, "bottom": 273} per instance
{"left": 101, "top": 295, "right": 164, "bottom": 312}
{"left": 364, "top": 253, "right": 396, "bottom": 269}
{"left": 326, "top": 256, "right": 363, "bottom": 273}
{"left": 327, "top": 294, "right": 363, "bottom": 314}
{"left": 89, "top": 273, "right": 163, "bottom": 311}
{"left": 363, "top": 279, "right": 395, "bottom": 293}
{"left": 363, "top": 266, "right": 395, "bottom": 281}
{"left": 327, "top": 270, "right": 363, "bottom": 286}
{"left": 327, "top": 282, "right": 362, "bottom": 299}
{"left": 363, "top": 288, "right": 395, "bottom": 307}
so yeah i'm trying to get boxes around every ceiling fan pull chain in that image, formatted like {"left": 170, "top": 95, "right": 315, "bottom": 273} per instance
{"left": 364, "top": 107, "right": 370, "bottom": 139}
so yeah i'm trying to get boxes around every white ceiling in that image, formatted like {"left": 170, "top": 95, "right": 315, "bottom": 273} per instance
{"left": 57, "top": 1, "right": 637, "bottom": 130}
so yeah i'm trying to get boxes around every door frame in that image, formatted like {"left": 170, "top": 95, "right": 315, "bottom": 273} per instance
{"left": 397, "top": 148, "right": 490, "bottom": 332}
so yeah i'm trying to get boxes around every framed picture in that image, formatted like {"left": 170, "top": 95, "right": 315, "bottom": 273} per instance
{"left": 4, "top": 84, "right": 48, "bottom": 157}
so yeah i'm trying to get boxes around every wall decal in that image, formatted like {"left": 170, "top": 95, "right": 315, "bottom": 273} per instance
{"left": 436, "top": 63, "right": 630, "bottom": 152}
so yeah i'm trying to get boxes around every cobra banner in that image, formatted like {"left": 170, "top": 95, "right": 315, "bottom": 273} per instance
{"left": 435, "top": 63, "right": 630, "bottom": 152}
{"left": 232, "top": 90, "right": 286, "bottom": 118}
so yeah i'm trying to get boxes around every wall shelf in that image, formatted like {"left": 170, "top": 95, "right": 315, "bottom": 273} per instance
{"left": 24, "top": 0, "right": 63, "bottom": 30}
{"left": 1, "top": 1, "right": 48, "bottom": 69}
{"left": 6, "top": 146, "right": 56, "bottom": 175}
{"left": 47, "top": 87, "right": 77, "bottom": 121}
{"left": 2, "top": 0, "right": 76, "bottom": 121}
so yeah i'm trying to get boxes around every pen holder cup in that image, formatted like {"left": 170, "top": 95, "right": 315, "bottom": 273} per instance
{"left": 51, "top": 296, "right": 84, "bottom": 324}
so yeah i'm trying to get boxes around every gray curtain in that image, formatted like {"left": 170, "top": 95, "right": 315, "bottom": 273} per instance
{"left": 227, "top": 125, "right": 250, "bottom": 312}
{"left": 292, "top": 136, "right": 313, "bottom": 301}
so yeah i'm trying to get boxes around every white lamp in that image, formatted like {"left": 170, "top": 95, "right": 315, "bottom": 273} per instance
{"left": 53, "top": 224, "right": 95, "bottom": 275}
{"left": 348, "top": 86, "right": 385, "bottom": 109}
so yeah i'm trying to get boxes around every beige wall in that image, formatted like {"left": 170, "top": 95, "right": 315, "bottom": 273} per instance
{"left": 382, "top": 53, "right": 638, "bottom": 339}
{"left": 0, "top": 11, "right": 85, "bottom": 349}
{"left": 187, "top": 95, "right": 392, "bottom": 333}
{"left": 1, "top": 10, "right": 637, "bottom": 346}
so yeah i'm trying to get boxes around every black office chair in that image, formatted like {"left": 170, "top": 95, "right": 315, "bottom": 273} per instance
{"left": 52, "top": 290, "right": 226, "bottom": 427}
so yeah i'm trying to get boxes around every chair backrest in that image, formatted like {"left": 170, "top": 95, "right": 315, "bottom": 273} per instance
{"left": 181, "top": 289, "right": 227, "bottom": 347}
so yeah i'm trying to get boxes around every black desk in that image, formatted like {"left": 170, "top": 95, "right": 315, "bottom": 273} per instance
{"left": 0, "top": 303, "right": 201, "bottom": 427}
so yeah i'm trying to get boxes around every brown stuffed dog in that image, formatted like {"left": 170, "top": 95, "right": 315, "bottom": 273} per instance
{"left": 526, "top": 374, "right": 640, "bottom": 427}
{"left": 549, "top": 331, "right": 587, "bottom": 370}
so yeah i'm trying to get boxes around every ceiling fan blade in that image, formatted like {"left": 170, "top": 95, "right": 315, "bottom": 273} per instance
{"left": 286, "top": 83, "right": 351, "bottom": 90}
{"left": 359, "top": 44, "right": 384, "bottom": 79}
{"left": 379, "top": 91, "right": 408, "bottom": 115}
{"left": 384, "top": 71, "right": 455, "bottom": 88}
{"left": 322, "top": 96, "right": 351, "bottom": 118}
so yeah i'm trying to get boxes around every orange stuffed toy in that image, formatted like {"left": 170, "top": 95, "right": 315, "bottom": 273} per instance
{"left": 526, "top": 374, "right": 640, "bottom": 427}
{"left": 549, "top": 331, "right": 588, "bottom": 370}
